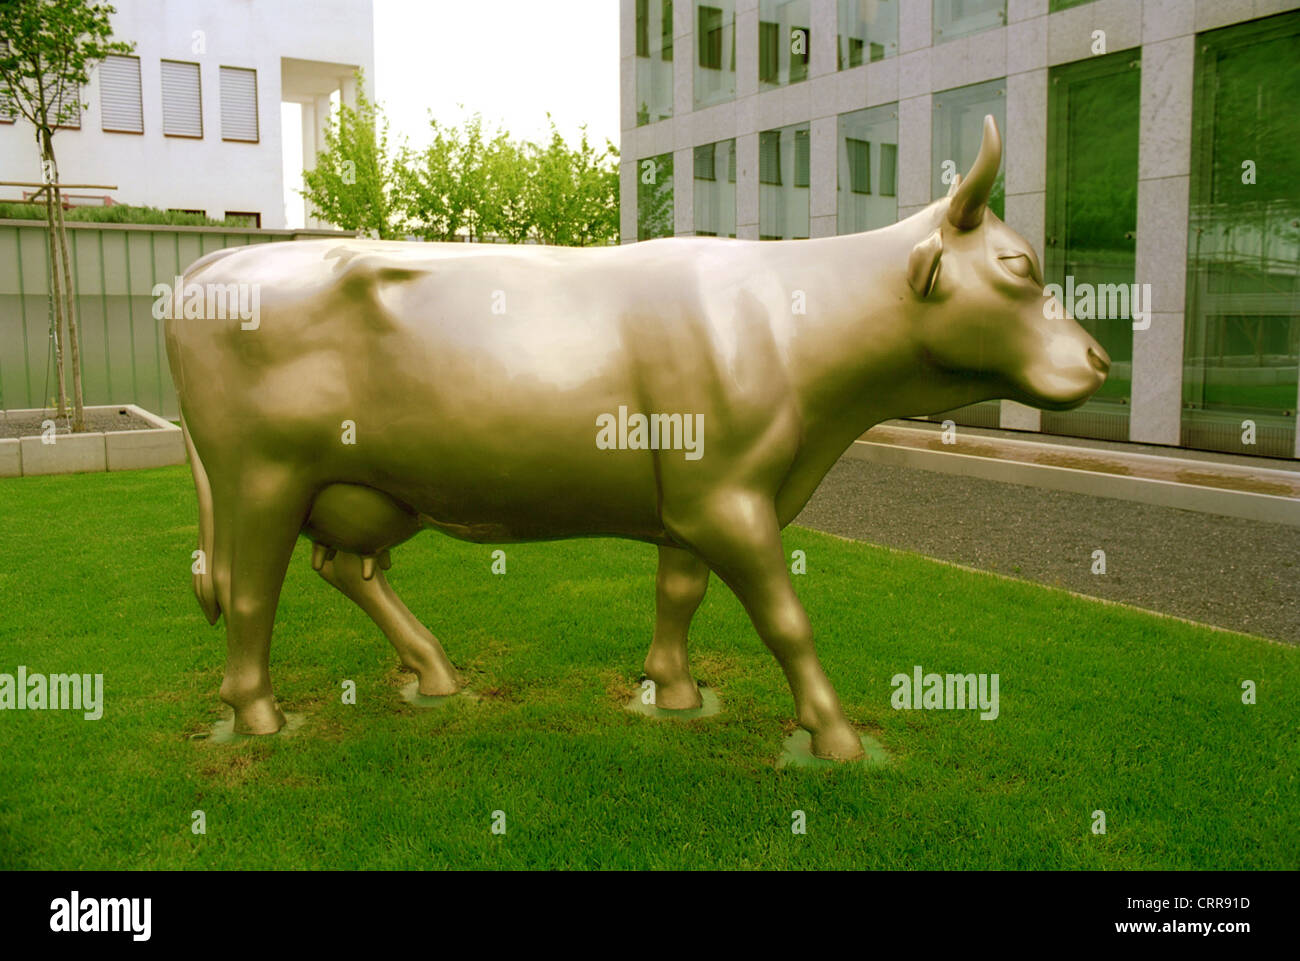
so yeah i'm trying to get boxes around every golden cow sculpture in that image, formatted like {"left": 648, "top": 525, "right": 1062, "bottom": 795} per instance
{"left": 165, "top": 117, "right": 1107, "bottom": 760}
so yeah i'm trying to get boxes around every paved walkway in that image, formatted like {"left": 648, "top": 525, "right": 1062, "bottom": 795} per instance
{"left": 795, "top": 447, "right": 1300, "bottom": 645}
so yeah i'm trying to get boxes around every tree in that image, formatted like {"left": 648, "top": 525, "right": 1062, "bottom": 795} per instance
{"left": 526, "top": 120, "right": 620, "bottom": 247}
{"left": 299, "top": 71, "right": 403, "bottom": 239}
{"left": 398, "top": 112, "right": 506, "bottom": 242}
{"left": 0, "top": 0, "right": 132, "bottom": 431}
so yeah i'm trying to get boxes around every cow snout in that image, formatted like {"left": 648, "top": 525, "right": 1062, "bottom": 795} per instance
{"left": 1087, "top": 345, "right": 1110, "bottom": 376}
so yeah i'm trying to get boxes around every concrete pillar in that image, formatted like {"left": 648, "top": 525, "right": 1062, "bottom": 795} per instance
{"left": 1130, "top": 34, "right": 1194, "bottom": 447}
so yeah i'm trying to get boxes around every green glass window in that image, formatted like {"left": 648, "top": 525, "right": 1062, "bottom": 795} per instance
{"left": 846, "top": 138, "right": 871, "bottom": 194}
{"left": 637, "top": 152, "right": 674, "bottom": 241}
{"left": 759, "top": 123, "right": 811, "bottom": 240}
{"left": 636, "top": 0, "right": 674, "bottom": 126}
{"left": 837, "top": 0, "right": 898, "bottom": 68}
{"left": 1183, "top": 11, "right": 1300, "bottom": 458}
{"left": 838, "top": 103, "right": 898, "bottom": 234}
{"left": 879, "top": 142, "right": 898, "bottom": 196}
{"left": 695, "top": 1, "right": 736, "bottom": 109}
{"left": 758, "top": 0, "right": 812, "bottom": 89}
{"left": 694, "top": 138, "right": 737, "bottom": 237}
{"left": 1040, "top": 50, "right": 1140, "bottom": 443}
{"left": 933, "top": 0, "right": 1005, "bottom": 45}
{"left": 932, "top": 78, "right": 1005, "bottom": 220}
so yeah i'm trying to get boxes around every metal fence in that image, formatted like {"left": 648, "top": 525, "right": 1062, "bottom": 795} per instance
{"left": 0, "top": 219, "right": 355, "bottom": 420}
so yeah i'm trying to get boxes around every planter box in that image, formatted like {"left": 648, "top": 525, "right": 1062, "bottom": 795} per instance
{"left": 1, "top": 405, "right": 185, "bottom": 477}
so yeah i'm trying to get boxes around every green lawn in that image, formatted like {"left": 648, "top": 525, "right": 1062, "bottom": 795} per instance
{"left": 0, "top": 466, "right": 1295, "bottom": 870}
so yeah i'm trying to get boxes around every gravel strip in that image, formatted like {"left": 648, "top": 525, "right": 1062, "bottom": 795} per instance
{"left": 795, "top": 457, "right": 1300, "bottom": 644}
{"left": 1, "top": 408, "right": 157, "bottom": 439}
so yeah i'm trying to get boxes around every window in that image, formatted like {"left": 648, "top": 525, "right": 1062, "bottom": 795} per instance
{"left": 51, "top": 82, "right": 81, "bottom": 128}
{"left": 1049, "top": 0, "right": 1096, "bottom": 11}
{"left": 793, "top": 127, "right": 810, "bottom": 187}
{"left": 694, "top": 138, "right": 736, "bottom": 237}
{"left": 0, "top": 41, "right": 14, "bottom": 122}
{"left": 759, "top": 21, "right": 781, "bottom": 84}
{"left": 845, "top": 138, "right": 870, "bottom": 194}
{"left": 759, "top": 130, "right": 782, "bottom": 185}
{"left": 694, "top": 142, "right": 716, "bottom": 180}
{"left": 839, "top": 104, "right": 897, "bottom": 234}
{"left": 1182, "top": 11, "right": 1300, "bottom": 458}
{"left": 879, "top": 142, "right": 897, "bottom": 196}
{"left": 99, "top": 55, "right": 142, "bottom": 133}
{"left": 219, "top": 66, "right": 258, "bottom": 142}
{"left": 637, "top": 152, "right": 674, "bottom": 240}
{"left": 224, "top": 211, "right": 261, "bottom": 228}
{"left": 1043, "top": 50, "right": 1141, "bottom": 442}
{"left": 759, "top": 123, "right": 811, "bottom": 240}
{"left": 758, "top": 0, "right": 812, "bottom": 89}
{"left": 161, "top": 60, "right": 203, "bottom": 138}
{"left": 636, "top": 0, "right": 674, "bottom": 126}
{"left": 932, "top": 78, "right": 1005, "bottom": 219}
{"left": 933, "top": 0, "right": 1005, "bottom": 45}
{"left": 695, "top": 1, "right": 736, "bottom": 109}
{"left": 838, "top": 0, "right": 897, "bottom": 67}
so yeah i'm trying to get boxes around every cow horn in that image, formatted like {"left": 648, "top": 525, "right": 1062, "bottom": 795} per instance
{"left": 947, "top": 115, "right": 1001, "bottom": 229}
{"left": 946, "top": 173, "right": 962, "bottom": 197}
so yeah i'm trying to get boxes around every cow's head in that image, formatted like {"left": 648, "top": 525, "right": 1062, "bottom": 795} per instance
{"left": 906, "top": 115, "right": 1108, "bottom": 411}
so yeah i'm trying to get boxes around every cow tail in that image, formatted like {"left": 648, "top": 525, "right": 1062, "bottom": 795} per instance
{"left": 181, "top": 413, "right": 222, "bottom": 625}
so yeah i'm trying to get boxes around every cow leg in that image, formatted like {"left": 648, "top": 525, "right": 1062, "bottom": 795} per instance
{"left": 671, "top": 491, "right": 864, "bottom": 760}
{"left": 316, "top": 549, "right": 461, "bottom": 696}
{"left": 212, "top": 464, "right": 312, "bottom": 735}
{"left": 643, "top": 545, "right": 709, "bottom": 709}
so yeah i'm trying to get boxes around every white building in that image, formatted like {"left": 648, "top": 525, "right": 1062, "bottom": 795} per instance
{"left": 0, "top": 0, "right": 374, "bottom": 229}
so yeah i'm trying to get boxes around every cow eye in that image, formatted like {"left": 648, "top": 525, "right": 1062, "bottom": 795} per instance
{"left": 998, "top": 253, "right": 1033, "bottom": 278}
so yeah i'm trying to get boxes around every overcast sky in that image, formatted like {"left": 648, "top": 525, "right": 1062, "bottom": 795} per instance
{"left": 284, "top": 0, "right": 621, "bottom": 227}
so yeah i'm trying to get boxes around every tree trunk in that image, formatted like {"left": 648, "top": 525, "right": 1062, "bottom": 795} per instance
{"left": 50, "top": 168, "right": 85, "bottom": 432}
{"left": 41, "top": 169, "right": 69, "bottom": 420}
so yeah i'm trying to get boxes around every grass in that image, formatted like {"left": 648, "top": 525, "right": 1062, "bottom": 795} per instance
{"left": 0, "top": 465, "right": 1296, "bottom": 870}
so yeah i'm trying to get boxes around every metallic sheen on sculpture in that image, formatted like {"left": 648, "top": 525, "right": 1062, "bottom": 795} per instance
{"left": 166, "top": 116, "right": 1107, "bottom": 760}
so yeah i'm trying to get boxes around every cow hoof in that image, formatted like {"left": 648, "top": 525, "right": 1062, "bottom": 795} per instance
{"left": 231, "top": 698, "right": 287, "bottom": 735}
{"left": 654, "top": 679, "right": 704, "bottom": 711}
{"left": 415, "top": 676, "right": 461, "bottom": 698}
{"left": 810, "top": 725, "right": 866, "bottom": 761}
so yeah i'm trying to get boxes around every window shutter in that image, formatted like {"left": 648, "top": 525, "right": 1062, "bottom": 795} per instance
{"left": 699, "top": 6, "right": 723, "bottom": 69}
{"left": 100, "top": 55, "right": 143, "bottom": 133}
{"left": 759, "top": 130, "right": 782, "bottom": 185}
{"left": 161, "top": 60, "right": 203, "bottom": 137}
{"left": 694, "top": 142, "right": 716, "bottom": 180}
{"left": 50, "top": 80, "right": 81, "bottom": 127}
{"left": 661, "top": 0, "right": 673, "bottom": 61}
{"left": 219, "top": 66, "right": 258, "bottom": 142}
{"left": 879, "top": 142, "right": 898, "bottom": 196}
{"left": 794, "top": 128, "right": 810, "bottom": 187}
{"left": 846, "top": 138, "right": 871, "bottom": 194}
{"left": 0, "top": 41, "right": 13, "bottom": 122}
{"left": 759, "top": 21, "right": 780, "bottom": 83}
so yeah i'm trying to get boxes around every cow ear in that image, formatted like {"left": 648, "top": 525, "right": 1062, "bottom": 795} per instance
{"left": 908, "top": 228, "right": 943, "bottom": 298}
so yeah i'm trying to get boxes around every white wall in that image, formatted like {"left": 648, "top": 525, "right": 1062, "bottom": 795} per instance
{"left": 0, "top": 0, "right": 374, "bottom": 228}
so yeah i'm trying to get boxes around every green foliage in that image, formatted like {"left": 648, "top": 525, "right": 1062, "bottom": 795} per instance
{"left": 525, "top": 119, "right": 620, "bottom": 247}
{"left": 0, "top": 201, "right": 232, "bottom": 226}
{"left": 299, "top": 72, "right": 402, "bottom": 240}
{"left": 305, "top": 80, "right": 620, "bottom": 246}
{"left": 0, "top": 0, "right": 134, "bottom": 136}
